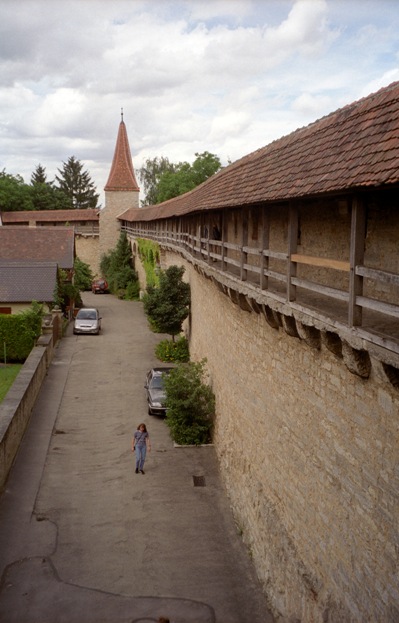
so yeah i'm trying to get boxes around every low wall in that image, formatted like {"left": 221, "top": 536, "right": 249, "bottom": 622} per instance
{"left": 0, "top": 334, "right": 54, "bottom": 492}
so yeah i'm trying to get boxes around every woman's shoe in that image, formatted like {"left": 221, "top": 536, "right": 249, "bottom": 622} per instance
{"left": 140, "top": 469, "right": 145, "bottom": 474}
{"left": 135, "top": 468, "right": 139, "bottom": 474}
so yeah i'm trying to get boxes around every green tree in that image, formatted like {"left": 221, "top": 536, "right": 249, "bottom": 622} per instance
{"left": 30, "top": 163, "right": 47, "bottom": 185}
{"left": 163, "top": 359, "right": 215, "bottom": 445}
{"left": 74, "top": 257, "right": 94, "bottom": 291}
{"left": 100, "top": 231, "right": 139, "bottom": 298}
{"left": 143, "top": 265, "right": 190, "bottom": 340}
{"left": 54, "top": 269, "right": 82, "bottom": 313}
{"left": 191, "top": 151, "right": 222, "bottom": 185}
{"left": 138, "top": 152, "right": 221, "bottom": 205}
{"left": 138, "top": 156, "right": 177, "bottom": 206}
{"left": 55, "top": 156, "right": 99, "bottom": 209}
{"left": 30, "top": 164, "right": 72, "bottom": 211}
{"left": 0, "top": 170, "right": 33, "bottom": 211}
{"left": 156, "top": 151, "right": 221, "bottom": 203}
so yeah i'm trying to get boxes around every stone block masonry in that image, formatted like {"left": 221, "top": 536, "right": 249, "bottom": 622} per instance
{"left": 160, "top": 250, "right": 399, "bottom": 623}
{"left": 75, "top": 235, "right": 100, "bottom": 276}
{"left": 100, "top": 191, "right": 139, "bottom": 259}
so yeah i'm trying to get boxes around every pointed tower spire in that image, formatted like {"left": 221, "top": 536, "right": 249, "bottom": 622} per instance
{"left": 104, "top": 116, "right": 139, "bottom": 192}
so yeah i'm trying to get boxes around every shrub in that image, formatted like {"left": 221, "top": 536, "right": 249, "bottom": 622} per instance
{"left": 155, "top": 336, "right": 189, "bottom": 363}
{"left": 0, "top": 303, "right": 43, "bottom": 362}
{"left": 74, "top": 257, "right": 94, "bottom": 291}
{"left": 125, "top": 280, "right": 140, "bottom": 300}
{"left": 163, "top": 359, "right": 215, "bottom": 445}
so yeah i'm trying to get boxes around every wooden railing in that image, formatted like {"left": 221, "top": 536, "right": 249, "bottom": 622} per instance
{"left": 74, "top": 225, "right": 99, "bottom": 235}
{"left": 123, "top": 223, "right": 399, "bottom": 354}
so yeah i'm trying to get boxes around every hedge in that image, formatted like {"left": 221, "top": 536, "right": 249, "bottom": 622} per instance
{"left": 0, "top": 306, "right": 42, "bottom": 362}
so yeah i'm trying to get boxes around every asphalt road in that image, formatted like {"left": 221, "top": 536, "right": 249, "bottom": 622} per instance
{"left": 0, "top": 292, "right": 274, "bottom": 623}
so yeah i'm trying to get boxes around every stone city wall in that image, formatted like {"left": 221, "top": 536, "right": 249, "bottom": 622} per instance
{"left": 75, "top": 235, "right": 100, "bottom": 277}
{"left": 159, "top": 249, "right": 398, "bottom": 623}
{"left": 99, "top": 192, "right": 139, "bottom": 259}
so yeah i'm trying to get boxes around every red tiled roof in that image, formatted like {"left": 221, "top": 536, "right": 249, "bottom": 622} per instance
{"left": 119, "top": 81, "right": 399, "bottom": 223}
{"left": 0, "top": 227, "right": 75, "bottom": 269}
{"left": 0, "top": 260, "right": 58, "bottom": 303}
{"left": 1, "top": 209, "right": 99, "bottom": 223}
{"left": 104, "top": 120, "right": 140, "bottom": 192}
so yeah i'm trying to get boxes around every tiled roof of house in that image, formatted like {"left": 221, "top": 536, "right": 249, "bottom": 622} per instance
{"left": 0, "top": 227, "right": 75, "bottom": 269}
{"left": 119, "top": 81, "right": 399, "bottom": 223}
{"left": 1, "top": 209, "right": 99, "bottom": 224}
{"left": 0, "top": 260, "right": 58, "bottom": 303}
{"left": 104, "top": 119, "right": 140, "bottom": 192}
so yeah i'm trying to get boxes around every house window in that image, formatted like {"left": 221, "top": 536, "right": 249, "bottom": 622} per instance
{"left": 0, "top": 307, "right": 12, "bottom": 314}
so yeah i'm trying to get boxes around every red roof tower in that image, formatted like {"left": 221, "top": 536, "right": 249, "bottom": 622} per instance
{"left": 100, "top": 112, "right": 140, "bottom": 257}
{"left": 104, "top": 111, "right": 139, "bottom": 192}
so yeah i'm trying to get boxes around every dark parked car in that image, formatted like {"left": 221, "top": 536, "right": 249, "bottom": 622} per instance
{"left": 92, "top": 278, "right": 109, "bottom": 294}
{"left": 144, "top": 367, "right": 174, "bottom": 415}
{"left": 73, "top": 308, "right": 102, "bottom": 335}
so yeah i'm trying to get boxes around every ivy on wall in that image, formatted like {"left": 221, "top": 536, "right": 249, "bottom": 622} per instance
{"left": 137, "top": 238, "right": 160, "bottom": 288}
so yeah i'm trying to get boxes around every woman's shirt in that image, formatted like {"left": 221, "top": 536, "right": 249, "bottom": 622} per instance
{"left": 134, "top": 431, "right": 149, "bottom": 447}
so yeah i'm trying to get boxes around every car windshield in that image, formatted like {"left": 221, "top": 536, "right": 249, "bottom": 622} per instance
{"left": 150, "top": 377, "right": 164, "bottom": 389}
{"left": 77, "top": 310, "right": 97, "bottom": 320}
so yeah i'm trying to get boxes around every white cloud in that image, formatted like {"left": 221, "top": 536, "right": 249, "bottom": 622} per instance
{"left": 0, "top": 0, "right": 398, "bottom": 205}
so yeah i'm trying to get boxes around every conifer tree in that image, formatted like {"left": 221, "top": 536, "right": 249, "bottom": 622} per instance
{"left": 30, "top": 164, "right": 72, "bottom": 210}
{"left": 30, "top": 163, "right": 47, "bottom": 185}
{"left": 100, "top": 231, "right": 138, "bottom": 295}
{"left": 55, "top": 156, "right": 99, "bottom": 209}
{"left": 143, "top": 265, "right": 191, "bottom": 340}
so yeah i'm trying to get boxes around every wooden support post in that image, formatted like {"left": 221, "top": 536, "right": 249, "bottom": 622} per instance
{"left": 198, "top": 213, "right": 204, "bottom": 259}
{"left": 206, "top": 218, "right": 211, "bottom": 265}
{"left": 287, "top": 202, "right": 298, "bottom": 301}
{"left": 349, "top": 195, "right": 366, "bottom": 326}
{"left": 260, "top": 206, "right": 269, "bottom": 290}
{"left": 221, "top": 211, "right": 226, "bottom": 272}
{"left": 240, "top": 209, "right": 248, "bottom": 281}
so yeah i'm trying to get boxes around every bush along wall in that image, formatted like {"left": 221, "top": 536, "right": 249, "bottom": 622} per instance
{"left": 155, "top": 336, "right": 189, "bottom": 363}
{"left": 0, "top": 304, "right": 43, "bottom": 362}
{"left": 163, "top": 359, "right": 215, "bottom": 445}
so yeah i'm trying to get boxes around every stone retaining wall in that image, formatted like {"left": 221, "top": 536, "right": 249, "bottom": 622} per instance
{"left": 0, "top": 334, "right": 54, "bottom": 492}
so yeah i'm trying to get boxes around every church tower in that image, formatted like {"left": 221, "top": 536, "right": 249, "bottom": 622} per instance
{"left": 99, "top": 112, "right": 140, "bottom": 258}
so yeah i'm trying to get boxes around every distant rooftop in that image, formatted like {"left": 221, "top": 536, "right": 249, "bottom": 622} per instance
{"left": 1, "top": 209, "right": 99, "bottom": 224}
{"left": 0, "top": 226, "right": 75, "bottom": 269}
{"left": 0, "top": 260, "right": 58, "bottom": 303}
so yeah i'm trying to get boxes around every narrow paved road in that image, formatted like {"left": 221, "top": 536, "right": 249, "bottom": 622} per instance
{"left": 0, "top": 292, "right": 273, "bottom": 623}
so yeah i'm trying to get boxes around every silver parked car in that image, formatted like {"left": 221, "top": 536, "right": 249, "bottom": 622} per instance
{"left": 144, "top": 367, "right": 174, "bottom": 415}
{"left": 73, "top": 308, "right": 102, "bottom": 335}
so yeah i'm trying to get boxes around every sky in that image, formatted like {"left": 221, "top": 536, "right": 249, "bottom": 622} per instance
{"left": 1, "top": 0, "right": 399, "bottom": 206}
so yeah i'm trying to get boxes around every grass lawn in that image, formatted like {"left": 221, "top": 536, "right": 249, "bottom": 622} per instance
{"left": 0, "top": 364, "right": 23, "bottom": 403}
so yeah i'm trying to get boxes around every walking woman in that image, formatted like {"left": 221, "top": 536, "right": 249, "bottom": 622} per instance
{"left": 132, "top": 423, "right": 151, "bottom": 474}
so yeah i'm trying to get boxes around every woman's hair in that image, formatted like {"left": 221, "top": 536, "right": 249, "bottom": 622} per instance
{"left": 137, "top": 423, "right": 147, "bottom": 432}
